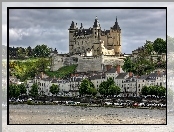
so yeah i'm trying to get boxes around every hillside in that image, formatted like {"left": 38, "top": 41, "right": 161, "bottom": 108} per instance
{"left": 9, "top": 56, "right": 78, "bottom": 81}
{"left": 45, "top": 64, "right": 78, "bottom": 79}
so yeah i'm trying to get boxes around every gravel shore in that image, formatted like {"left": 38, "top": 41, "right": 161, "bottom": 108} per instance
{"left": 9, "top": 104, "right": 166, "bottom": 124}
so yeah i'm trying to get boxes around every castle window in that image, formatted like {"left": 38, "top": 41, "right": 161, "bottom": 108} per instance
{"left": 95, "top": 36, "right": 96, "bottom": 38}
{"left": 95, "top": 32, "right": 96, "bottom": 34}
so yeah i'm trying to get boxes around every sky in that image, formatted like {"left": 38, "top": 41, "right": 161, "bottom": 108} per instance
{"left": 2, "top": 2, "right": 174, "bottom": 54}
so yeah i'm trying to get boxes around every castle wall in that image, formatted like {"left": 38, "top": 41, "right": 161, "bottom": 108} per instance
{"left": 76, "top": 56, "right": 103, "bottom": 72}
{"left": 100, "top": 35, "right": 108, "bottom": 47}
{"left": 51, "top": 54, "right": 64, "bottom": 71}
{"left": 50, "top": 54, "right": 78, "bottom": 71}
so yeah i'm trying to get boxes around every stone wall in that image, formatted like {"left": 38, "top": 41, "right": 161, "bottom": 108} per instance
{"left": 50, "top": 54, "right": 78, "bottom": 71}
{"left": 76, "top": 56, "right": 103, "bottom": 72}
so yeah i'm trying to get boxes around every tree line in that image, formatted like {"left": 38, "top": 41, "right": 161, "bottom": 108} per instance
{"left": 141, "top": 85, "right": 166, "bottom": 97}
{"left": 9, "top": 77, "right": 121, "bottom": 99}
{"left": 122, "top": 38, "right": 166, "bottom": 76}
{"left": 9, "top": 44, "right": 58, "bottom": 59}
{"left": 9, "top": 77, "right": 167, "bottom": 100}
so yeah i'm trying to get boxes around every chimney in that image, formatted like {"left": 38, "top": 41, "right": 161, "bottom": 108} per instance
{"left": 157, "top": 70, "right": 160, "bottom": 75}
{"left": 116, "top": 65, "right": 120, "bottom": 74}
{"left": 41, "top": 72, "right": 44, "bottom": 78}
{"left": 129, "top": 72, "right": 133, "bottom": 77}
{"left": 106, "top": 65, "right": 112, "bottom": 71}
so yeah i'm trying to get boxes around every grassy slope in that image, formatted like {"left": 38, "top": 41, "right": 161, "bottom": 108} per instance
{"left": 10, "top": 57, "right": 77, "bottom": 80}
{"left": 45, "top": 64, "right": 78, "bottom": 78}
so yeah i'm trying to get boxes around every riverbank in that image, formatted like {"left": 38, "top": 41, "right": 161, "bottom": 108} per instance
{"left": 9, "top": 101, "right": 166, "bottom": 110}
{"left": 9, "top": 104, "right": 166, "bottom": 124}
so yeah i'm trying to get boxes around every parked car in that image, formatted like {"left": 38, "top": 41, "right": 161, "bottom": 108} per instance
{"left": 104, "top": 102, "right": 112, "bottom": 105}
{"left": 138, "top": 103, "right": 145, "bottom": 107}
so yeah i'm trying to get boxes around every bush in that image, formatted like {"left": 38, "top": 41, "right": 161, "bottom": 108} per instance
{"left": 27, "top": 100, "right": 33, "bottom": 105}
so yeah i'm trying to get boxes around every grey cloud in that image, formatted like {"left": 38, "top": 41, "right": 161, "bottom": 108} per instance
{"left": 9, "top": 8, "right": 166, "bottom": 54}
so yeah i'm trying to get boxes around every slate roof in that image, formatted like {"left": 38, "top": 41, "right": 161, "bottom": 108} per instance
{"left": 138, "top": 75, "right": 149, "bottom": 80}
{"left": 146, "top": 73, "right": 159, "bottom": 80}
{"left": 123, "top": 76, "right": 137, "bottom": 83}
{"left": 89, "top": 75, "right": 104, "bottom": 80}
{"left": 112, "top": 17, "right": 121, "bottom": 30}
{"left": 42, "top": 77, "right": 53, "bottom": 81}
{"left": 51, "top": 78, "right": 58, "bottom": 83}
{"left": 115, "top": 73, "right": 128, "bottom": 79}
{"left": 74, "top": 28, "right": 93, "bottom": 36}
{"left": 70, "top": 77, "right": 84, "bottom": 82}
{"left": 105, "top": 67, "right": 116, "bottom": 73}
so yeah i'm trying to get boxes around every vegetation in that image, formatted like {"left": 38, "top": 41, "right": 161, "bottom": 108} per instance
{"left": 9, "top": 83, "right": 27, "bottom": 98}
{"left": 29, "top": 83, "right": 39, "bottom": 99}
{"left": 79, "top": 79, "right": 97, "bottom": 96}
{"left": 98, "top": 77, "right": 121, "bottom": 97}
{"left": 49, "top": 84, "right": 60, "bottom": 96}
{"left": 122, "top": 38, "right": 166, "bottom": 76}
{"left": 9, "top": 44, "right": 53, "bottom": 60}
{"left": 153, "top": 38, "right": 166, "bottom": 54}
{"left": 141, "top": 85, "right": 166, "bottom": 97}
{"left": 9, "top": 57, "right": 50, "bottom": 81}
{"left": 45, "top": 64, "right": 78, "bottom": 79}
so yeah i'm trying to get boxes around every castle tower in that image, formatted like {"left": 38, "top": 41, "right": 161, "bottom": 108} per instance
{"left": 92, "top": 16, "right": 101, "bottom": 56}
{"left": 68, "top": 21, "right": 77, "bottom": 55}
{"left": 110, "top": 16, "right": 121, "bottom": 56}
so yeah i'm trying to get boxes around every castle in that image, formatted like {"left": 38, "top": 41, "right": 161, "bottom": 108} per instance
{"left": 50, "top": 16, "right": 125, "bottom": 72}
{"left": 68, "top": 16, "right": 121, "bottom": 56}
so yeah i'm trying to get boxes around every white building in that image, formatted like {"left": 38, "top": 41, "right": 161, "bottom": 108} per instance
{"left": 115, "top": 73, "right": 129, "bottom": 96}
{"left": 137, "top": 75, "right": 148, "bottom": 96}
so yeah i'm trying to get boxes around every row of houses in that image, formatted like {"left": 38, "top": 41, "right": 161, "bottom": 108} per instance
{"left": 25, "top": 65, "right": 167, "bottom": 97}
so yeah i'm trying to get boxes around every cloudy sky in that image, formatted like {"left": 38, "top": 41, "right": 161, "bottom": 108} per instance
{"left": 2, "top": 2, "right": 174, "bottom": 54}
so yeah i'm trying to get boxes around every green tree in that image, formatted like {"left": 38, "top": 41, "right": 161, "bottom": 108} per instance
{"left": 9, "top": 84, "right": 16, "bottom": 98}
{"left": 49, "top": 84, "right": 59, "bottom": 96}
{"left": 26, "top": 46, "right": 33, "bottom": 57}
{"left": 29, "top": 83, "right": 39, "bottom": 99}
{"left": 144, "top": 40, "right": 154, "bottom": 55}
{"left": 122, "top": 56, "right": 135, "bottom": 73}
{"left": 79, "top": 79, "right": 96, "bottom": 96}
{"left": 9, "top": 84, "right": 21, "bottom": 98}
{"left": 35, "top": 58, "right": 50, "bottom": 72}
{"left": 149, "top": 86, "right": 158, "bottom": 96}
{"left": 141, "top": 86, "right": 150, "bottom": 96}
{"left": 34, "top": 44, "right": 50, "bottom": 57}
{"left": 18, "top": 83, "right": 27, "bottom": 95}
{"left": 153, "top": 38, "right": 166, "bottom": 54}
{"left": 14, "top": 85, "right": 21, "bottom": 98}
{"left": 108, "top": 84, "right": 121, "bottom": 97}
{"left": 157, "top": 86, "right": 166, "bottom": 97}
{"left": 90, "top": 87, "right": 97, "bottom": 97}
{"left": 98, "top": 81, "right": 107, "bottom": 97}
{"left": 98, "top": 77, "right": 120, "bottom": 97}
